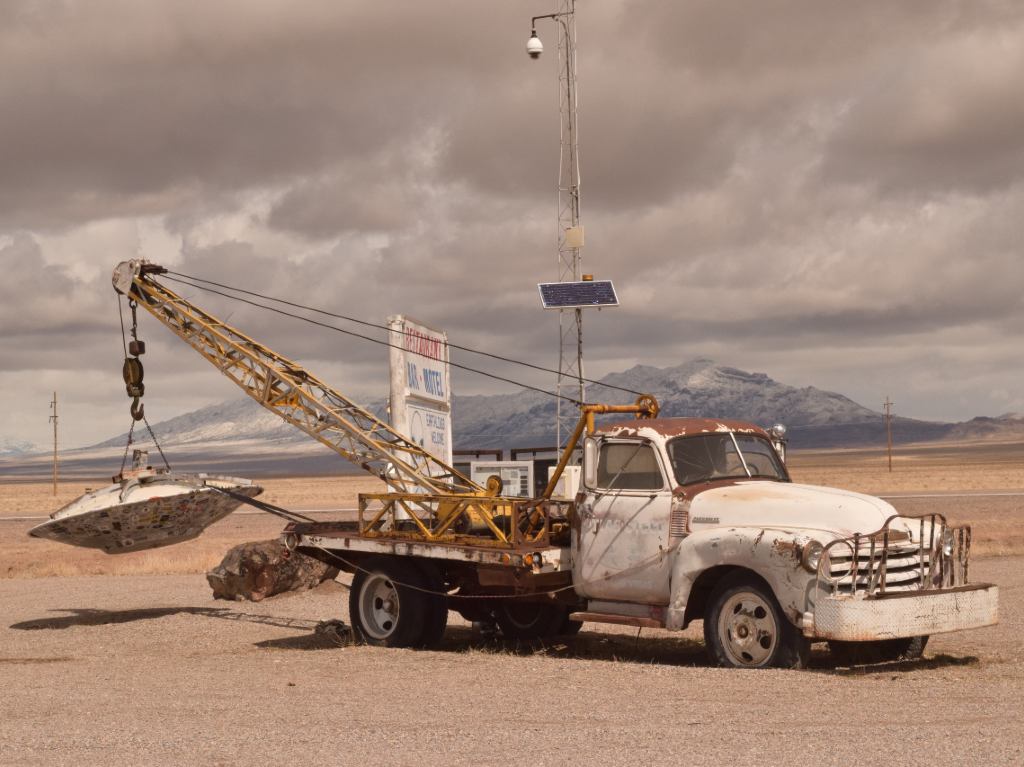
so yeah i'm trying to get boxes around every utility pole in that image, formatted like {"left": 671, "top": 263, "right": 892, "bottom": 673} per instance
{"left": 883, "top": 397, "right": 893, "bottom": 473}
{"left": 49, "top": 392, "right": 59, "bottom": 496}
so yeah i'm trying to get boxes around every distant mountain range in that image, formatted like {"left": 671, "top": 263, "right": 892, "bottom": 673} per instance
{"left": 0, "top": 438, "right": 39, "bottom": 457}
{"left": 100, "top": 357, "right": 909, "bottom": 450}
{"left": 453, "top": 358, "right": 890, "bottom": 448}
{"left": 452, "top": 359, "right": 1024, "bottom": 448}
{"left": 3, "top": 358, "right": 1022, "bottom": 478}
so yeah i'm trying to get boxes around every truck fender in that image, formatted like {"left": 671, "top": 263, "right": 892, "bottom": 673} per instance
{"left": 665, "top": 527, "right": 815, "bottom": 631}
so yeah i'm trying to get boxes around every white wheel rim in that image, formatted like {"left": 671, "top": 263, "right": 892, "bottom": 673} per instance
{"left": 358, "top": 573, "right": 400, "bottom": 640}
{"left": 717, "top": 591, "right": 778, "bottom": 667}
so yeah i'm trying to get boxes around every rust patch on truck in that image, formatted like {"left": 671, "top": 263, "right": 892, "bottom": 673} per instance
{"left": 771, "top": 537, "right": 802, "bottom": 563}
{"left": 672, "top": 478, "right": 775, "bottom": 504}
{"left": 600, "top": 417, "right": 770, "bottom": 439}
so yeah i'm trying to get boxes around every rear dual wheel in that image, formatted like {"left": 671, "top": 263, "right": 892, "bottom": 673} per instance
{"left": 349, "top": 558, "right": 448, "bottom": 648}
{"left": 494, "top": 602, "right": 582, "bottom": 640}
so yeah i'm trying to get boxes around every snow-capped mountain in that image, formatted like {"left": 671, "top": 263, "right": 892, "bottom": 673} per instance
{"left": 450, "top": 358, "right": 888, "bottom": 448}
{"left": 95, "top": 358, "right": 946, "bottom": 452}
{"left": 0, "top": 438, "right": 39, "bottom": 457}
{"left": 0, "top": 359, "right": 990, "bottom": 478}
{"left": 95, "top": 398, "right": 318, "bottom": 448}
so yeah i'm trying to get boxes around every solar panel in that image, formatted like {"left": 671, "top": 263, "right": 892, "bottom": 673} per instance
{"left": 538, "top": 280, "right": 619, "bottom": 309}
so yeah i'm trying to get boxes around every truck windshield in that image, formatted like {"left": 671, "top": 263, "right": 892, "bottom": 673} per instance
{"left": 667, "top": 433, "right": 789, "bottom": 486}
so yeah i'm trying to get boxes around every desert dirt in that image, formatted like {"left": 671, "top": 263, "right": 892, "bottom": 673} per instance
{"left": 1, "top": 440, "right": 1022, "bottom": 765}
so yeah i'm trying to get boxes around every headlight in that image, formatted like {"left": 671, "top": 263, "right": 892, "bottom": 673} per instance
{"left": 801, "top": 540, "right": 824, "bottom": 573}
{"left": 941, "top": 528, "right": 955, "bottom": 557}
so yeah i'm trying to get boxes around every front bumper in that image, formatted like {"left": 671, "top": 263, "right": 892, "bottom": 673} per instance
{"left": 803, "top": 583, "right": 999, "bottom": 641}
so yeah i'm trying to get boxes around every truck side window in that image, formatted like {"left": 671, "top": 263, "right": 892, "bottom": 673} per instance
{"left": 596, "top": 442, "right": 664, "bottom": 490}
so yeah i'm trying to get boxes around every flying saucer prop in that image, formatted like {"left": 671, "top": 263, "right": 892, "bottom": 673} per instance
{"left": 29, "top": 471, "right": 263, "bottom": 554}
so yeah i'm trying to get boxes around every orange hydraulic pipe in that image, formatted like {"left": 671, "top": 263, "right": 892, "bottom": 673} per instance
{"left": 540, "top": 395, "right": 659, "bottom": 500}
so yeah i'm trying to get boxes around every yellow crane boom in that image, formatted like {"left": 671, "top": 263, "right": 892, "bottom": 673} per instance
{"left": 112, "top": 260, "right": 480, "bottom": 496}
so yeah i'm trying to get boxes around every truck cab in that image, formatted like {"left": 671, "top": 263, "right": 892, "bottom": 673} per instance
{"left": 572, "top": 418, "right": 999, "bottom": 667}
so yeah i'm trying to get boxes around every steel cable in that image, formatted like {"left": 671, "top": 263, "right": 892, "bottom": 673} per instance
{"left": 165, "top": 269, "right": 647, "bottom": 398}
{"left": 162, "top": 274, "right": 583, "bottom": 405}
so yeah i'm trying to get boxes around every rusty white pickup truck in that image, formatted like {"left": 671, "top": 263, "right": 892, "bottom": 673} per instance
{"left": 569, "top": 418, "right": 998, "bottom": 667}
{"left": 286, "top": 416, "right": 999, "bottom": 668}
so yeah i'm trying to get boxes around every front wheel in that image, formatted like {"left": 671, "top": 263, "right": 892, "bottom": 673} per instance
{"left": 349, "top": 558, "right": 429, "bottom": 648}
{"left": 704, "top": 573, "right": 810, "bottom": 669}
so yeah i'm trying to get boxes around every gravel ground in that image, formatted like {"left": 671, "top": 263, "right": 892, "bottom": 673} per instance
{"left": 1, "top": 557, "right": 1020, "bottom": 767}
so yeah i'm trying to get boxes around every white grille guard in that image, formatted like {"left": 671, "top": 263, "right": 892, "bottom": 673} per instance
{"left": 803, "top": 513, "right": 999, "bottom": 641}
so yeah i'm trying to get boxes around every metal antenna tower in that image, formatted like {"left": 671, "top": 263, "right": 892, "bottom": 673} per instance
{"left": 556, "top": 0, "right": 583, "bottom": 449}
{"left": 528, "top": 0, "right": 583, "bottom": 447}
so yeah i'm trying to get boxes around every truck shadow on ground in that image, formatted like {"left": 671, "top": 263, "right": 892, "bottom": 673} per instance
{"left": 9, "top": 606, "right": 319, "bottom": 632}
{"left": 255, "top": 624, "right": 981, "bottom": 673}
{"left": 10, "top": 608, "right": 981, "bottom": 673}
{"left": 820, "top": 653, "right": 981, "bottom": 675}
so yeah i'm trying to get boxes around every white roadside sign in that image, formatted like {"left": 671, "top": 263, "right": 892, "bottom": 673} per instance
{"left": 388, "top": 315, "right": 453, "bottom": 467}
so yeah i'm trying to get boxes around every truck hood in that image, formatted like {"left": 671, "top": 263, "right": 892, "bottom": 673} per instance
{"left": 687, "top": 481, "right": 898, "bottom": 539}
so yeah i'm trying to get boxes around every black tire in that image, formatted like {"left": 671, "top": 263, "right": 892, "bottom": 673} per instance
{"left": 414, "top": 561, "right": 449, "bottom": 649}
{"left": 349, "top": 557, "right": 429, "bottom": 648}
{"left": 704, "top": 572, "right": 810, "bottom": 669}
{"left": 494, "top": 601, "right": 566, "bottom": 640}
{"left": 829, "top": 635, "right": 929, "bottom": 666}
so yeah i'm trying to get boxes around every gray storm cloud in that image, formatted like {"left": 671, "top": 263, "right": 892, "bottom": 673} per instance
{"left": 1, "top": 0, "right": 1022, "bottom": 448}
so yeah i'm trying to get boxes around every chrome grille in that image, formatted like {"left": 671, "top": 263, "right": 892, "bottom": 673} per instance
{"left": 818, "top": 513, "right": 971, "bottom": 597}
{"left": 827, "top": 542, "right": 930, "bottom": 594}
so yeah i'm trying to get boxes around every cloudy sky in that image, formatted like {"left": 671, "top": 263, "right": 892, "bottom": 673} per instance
{"left": 2, "top": 0, "right": 1022, "bottom": 450}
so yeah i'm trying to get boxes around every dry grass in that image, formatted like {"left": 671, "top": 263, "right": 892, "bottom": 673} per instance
{"left": 788, "top": 440, "right": 1024, "bottom": 557}
{"left": 786, "top": 439, "right": 1024, "bottom": 493}
{"left": 3, "top": 439, "right": 1022, "bottom": 577}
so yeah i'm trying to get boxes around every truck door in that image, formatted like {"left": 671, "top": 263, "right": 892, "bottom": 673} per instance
{"left": 573, "top": 438, "right": 673, "bottom": 603}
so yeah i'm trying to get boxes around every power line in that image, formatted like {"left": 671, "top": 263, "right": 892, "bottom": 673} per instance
{"left": 49, "top": 392, "right": 58, "bottom": 496}
{"left": 884, "top": 396, "right": 894, "bottom": 472}
{"left": 161, "top": 275, "right": 581, "bottom": 406}
{"left": 164, "top": 270, "right": 646, "bottom": 399}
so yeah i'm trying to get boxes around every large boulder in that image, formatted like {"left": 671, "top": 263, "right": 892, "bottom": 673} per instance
{"left": 207, "top": 540, "right": 338, "bottom": 601}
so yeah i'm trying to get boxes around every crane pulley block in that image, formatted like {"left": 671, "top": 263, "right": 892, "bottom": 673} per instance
{"left": 122, "top": 357, "right": 144, "bottom": 397}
